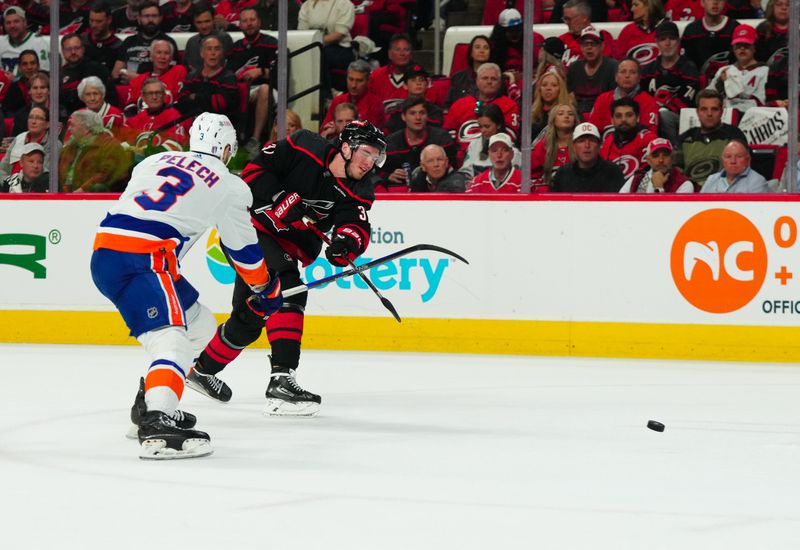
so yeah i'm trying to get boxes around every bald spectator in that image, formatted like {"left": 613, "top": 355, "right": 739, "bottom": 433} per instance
{"left": 701, "top": 141, "right": 771, "bottom": 193}
{"left": 590, "top": 58, "right": 659, "bottom": 137}
{"left": 321, "top": 102, "right": 358, "bottom": 141}
{"left": 0, "top": 6, "right": 50, "bottom": 75}
{"left": 409, "top": 145, "right": 468, "bottom": 193}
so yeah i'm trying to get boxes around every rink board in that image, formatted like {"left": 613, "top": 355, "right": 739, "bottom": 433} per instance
{"left": 1, "top": 195, "right": 799, "bottom": 361}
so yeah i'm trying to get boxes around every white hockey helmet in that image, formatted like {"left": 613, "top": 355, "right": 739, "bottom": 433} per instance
{"left": 189, "top": 112, "right": 238, "bottom": 164}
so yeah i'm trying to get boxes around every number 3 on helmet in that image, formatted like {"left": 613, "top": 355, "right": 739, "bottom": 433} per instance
{"left": 189, "top": 112, "right": 239, "bottom": 165}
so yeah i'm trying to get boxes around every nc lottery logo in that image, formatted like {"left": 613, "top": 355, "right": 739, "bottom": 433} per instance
{"left": 204, "top": 229, "right": 451, "bottom": 302}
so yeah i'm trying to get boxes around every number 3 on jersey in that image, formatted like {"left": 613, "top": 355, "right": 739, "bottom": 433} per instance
{"left": 135, "top": 166, "right": 195, "bottom": 211}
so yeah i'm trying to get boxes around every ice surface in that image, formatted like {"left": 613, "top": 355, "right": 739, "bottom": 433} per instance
{"left": 0, "top": 344, "right": 798, "bottom": 549}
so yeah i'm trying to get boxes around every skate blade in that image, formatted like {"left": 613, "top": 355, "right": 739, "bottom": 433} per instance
{"left": 125, "top": 423, "right": 139, "bottom": 440}
{"left": 263, "top": 398, "right": 320, "bottom": 417}
{"left": 185, "top": 378, "right": 231, "bottom": 403}
{"left": 139, "top": 438, "right": 214, "bottom": 460}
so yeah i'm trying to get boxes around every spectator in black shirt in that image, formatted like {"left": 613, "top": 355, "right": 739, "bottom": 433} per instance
{"left": 84, "top": 1, "right": 122, "bottom": 73}
{"left": 256, "top": 0, "right": 299, "bottom": 31}
{"left": 176, "top": 35, "right": 239, "bottom": 122}
{"left": 111, "top": 1, "right": 179, "bottom": 85}
{"left": 60, "top": 33, "right": 116, "bottom": 120}
{"left": 552, "top": 122, "right": 625, "bottom": 192}
{"left": 160, "top": 0, "right": 196, "bottom": 32}
{"left": 183, "top": 2, "right": 234, "bottom": 73}
{"left": 2, "top": 49, "right": 39, "bottom": 116}
{"left": 681, "top": 0, "right": 739, "bottom": 83}
{"left": 566, "top": 26, "right": 618, "bottom": 116}
{"left": 755, "top": 0, "right": 789, "bottom": 64}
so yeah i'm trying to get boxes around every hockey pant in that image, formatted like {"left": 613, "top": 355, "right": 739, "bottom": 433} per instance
{"left": 197, "top": 231, "right": 307, "bottom": 375}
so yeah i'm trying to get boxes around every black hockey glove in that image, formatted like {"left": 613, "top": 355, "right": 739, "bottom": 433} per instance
{"left": 271, "top": 191, "right": 311, "bottom": 230}
{"left": 325, "top": 226, "right": 364, "bottom": 266}
{"left": 246, "top": 269, "right": 283, "bottom": 319}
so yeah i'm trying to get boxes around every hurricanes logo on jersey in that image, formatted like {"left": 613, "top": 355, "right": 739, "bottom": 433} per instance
{"left": 627, "top": 43, "right": 659, "bottom": 67}
{"left": 457, "top": 120, "right": 482, "bottom": 143}
{"left": 235, "top": 55, "right": 261, "bottom": 79}
{"left": 613, "top": 155, "right": 641, "bottom": 179}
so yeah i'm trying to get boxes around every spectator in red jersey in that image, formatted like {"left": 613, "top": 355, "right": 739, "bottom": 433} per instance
{"left": 614, "top": 0, "right": 665, "bottom": 65}
{"left": 559, "top": 0, "right": 614, "bottom": 68}
{"left": 640, "top": 21, "right": 700, "bottom": 145}
{"left": 124, "top": 39, "right": 187, "bottom": 113}
{"left": 124, "top": 78, "right": 188, "bottom": 154}
{"left": 320, "top": 102, "right": 357, "bottom": 142}
{"left": 228, "top": 6, "right": 279, "bottom": 156}
{"left": 0, "top": 105, "right": 59, "bottom": 183}
{"left": 11, "top": 70, "right": 48, "bottom": 135}
{"left": 408, "top": 144, "right": 468, "bottom": 193}
{"left": 467, "top": 132, "right": 523, "bottom": 193}
{"left": 600, "top": 96, "right": 658, "bottom": 179}
{"left": 446, "top": 34, "right": 492, "bottom": 108}
{"left": 530, "top": 102, "right": 577, "bottom": 190}
{"left": 708, "top": 25, "right": 768, "bottom": 115}
{"left": 320, "top": 60, "right": 384, "bottom": 135}
{"left": 84, "top": 2, "right": 122, "bottom": 73}
{"left": 566, "top": 26, "right": 618, "bottom": 116}
{"left": 76, "top": 76, "right": 124, "bottom": 133}
{"left": 620, "top": 137, "right": 697, "bottom": 192}
{"left": 681, "top": 0, "right": 740, "bottom": 83}
{"left": 755, "top": 0, "right": 789, "bottom": 64}
{"left": 664, "top": 0, "right": 704, "bottom": 21}
{"left": 111, "top": 1, "right": 179, "bottom": 85}
{"left": 2, "top": 49, "right": 39, "bottom": 116}
{"left": 459, "top": 103, "right": 521, "bottom": 179}
{"left": 368, "top": 33, "right": 415, "bottom": 121}
{"left": 214, "top": 0, "right": 257, "bottom": 31}
{"left": 445, "top": 62, "right": 520, "bottom": 158}
{"left": 590, "top": 58, "right": 659, "bottom": 137}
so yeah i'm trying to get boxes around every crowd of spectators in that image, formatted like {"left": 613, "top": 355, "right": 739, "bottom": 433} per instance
{"left": 0, "top": 0, "right": 794, "bottom": 194}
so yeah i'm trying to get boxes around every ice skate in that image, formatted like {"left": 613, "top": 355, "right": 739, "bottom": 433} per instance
{"left": 264, "top": 368, "right": 321, "bottom": 416}
{"left": 186, "top": 364, "right": 232, "bottom": 402}
{"left": 137, "top": 410, "right": 213, "bottom": 460}
{"left": 126, "top": 377, "right": 197, "bottom": 439}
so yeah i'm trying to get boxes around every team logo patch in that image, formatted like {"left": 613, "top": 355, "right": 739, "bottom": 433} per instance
{"left": 627, "top": 43, "right": 660, "bottom": 66}
{"left": 457, "top": 120, "right": 482, "bottom": 143}
{"left": 613, "top": 155, "right": 640, "bottom": 179}
{"left": 686, "top": 158, "right": 720, "bottom": 183}
{"left": 147, "top": 307, "right": 159, "bottom": 319}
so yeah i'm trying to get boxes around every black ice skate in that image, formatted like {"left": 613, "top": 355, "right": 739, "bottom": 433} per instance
{"left": 126, "top": 377, "right": 197, "bottom": 439}
{"left": 186, "top": 365, "right": 232, "bottom": 402}
{"left": 264, "top": 368, "right": 321, "bottom": 416}
{"left": 137, "top": 410, "right": 213, "bottom": 460}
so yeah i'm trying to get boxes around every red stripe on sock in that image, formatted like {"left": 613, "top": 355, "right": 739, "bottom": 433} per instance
{"left": 207, "top": 331, "right": 242, "bottom": 362}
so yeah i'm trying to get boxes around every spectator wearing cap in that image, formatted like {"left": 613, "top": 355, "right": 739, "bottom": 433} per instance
{"left": 0, "top": 6, "right": 50, "bottom": 76}
{"left": 378, "top": 95, "right": 459, "bottom": 192}
{"left": 620, "top": 137, "right": 696, "bottom": 193}
{"left": 320, "top": 59, "right": 384, "bottom": 135}
{"left": 613, "top": 0, "right": 665, "bottom": 63}
{"left": 460, "top": 103, "right": 522, "bottom": 179}
{"left": 682, "top": 0, "right": 740, "bottom": 83}
{"left": 566, "top": 26, "right": 618, "bottom": 116}
{"left": 467, "top": 133, "right": 524, "bottom": 193}
{"left": 590, "top": 58, "right": 659, "bottom": 138}
{"left": 535, "top": 37, "right": 567, "bottom": 83}
{"left": 59, "top": 33, "right": 116, "bottom": 122}
{"left": 383, "top": 64, "right": 444, "bottom": 134}
{"left": 446, "top": 35, "right": 492, "bottom": 108}
{"left": 677, "top": 88, "right": 748, "bottom": 187}
{"left": 559, "top": 0, "right": 614, "bottom": 68}
{"left": 552, "top": 122, "right": 626, "bottom": 192}
{"left": 4, "top": 0, "right": 50, "bottom": 32}
{"left": 408, "top": 144, "right": 468, "bottom": 193}
{"left": 701, "top": 140, "right": 771, "bottom": 193}
{"left": 368, "top": 34, "right": 415, "bottom": 121}
{"left": 600, "top": 96, "right": 657, "bottom": 180}
{"left": 445, "top": 62, "right": 520, "bottom": 161}
{"left": 641, "top": 21, "right": 701, "bottom": 145}
{"left": 0, "top": 105, "right": 60, "bottom": 183}
{"left": 707, "top": 24, "right": 768, "bottom": 115}
{"left": 0, "top": 142, "right": 49, "bottom": 193}
{"left": 490, "top": 8, "right": 545, "bottom": 82}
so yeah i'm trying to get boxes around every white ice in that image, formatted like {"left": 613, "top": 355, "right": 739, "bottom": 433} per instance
{"left": 0, "top": 344, "right": 798, "bottom": 550}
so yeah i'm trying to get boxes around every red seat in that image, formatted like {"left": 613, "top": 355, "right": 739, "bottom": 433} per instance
{"left": 352, "top": 13, "right": 369, "bottom": 37}
{"left": 4, "top": 117, "right": 12, "bottom": 136}
{"left": 116, "top": 85, "right": 131, "bottom": 108}
{"left": 428, "top": 76, "right": 450, "bottom": 105}
{"left": 450, "top": 43, "right": 469, "bottom": 76}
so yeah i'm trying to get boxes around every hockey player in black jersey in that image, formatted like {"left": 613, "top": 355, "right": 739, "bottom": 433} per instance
{"left": 187, "top": 121, "right": 387, "bottom": 416}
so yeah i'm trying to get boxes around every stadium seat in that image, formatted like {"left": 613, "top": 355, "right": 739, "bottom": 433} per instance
{"left": 449, "top": 43, "right": 469, "bottom": 76}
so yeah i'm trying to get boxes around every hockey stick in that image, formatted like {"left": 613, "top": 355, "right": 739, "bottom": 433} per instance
{"left": 281, "top": 243, "right": 468, "bottom": 299}
{"left": 302, "top": 217, "right": 402, "bottom": 322}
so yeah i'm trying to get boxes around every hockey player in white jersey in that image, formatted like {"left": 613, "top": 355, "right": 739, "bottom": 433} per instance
{"left": 90, "top": 113, "right": 283, "bottom": 460}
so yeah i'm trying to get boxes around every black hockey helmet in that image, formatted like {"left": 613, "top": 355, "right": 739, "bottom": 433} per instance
{"left": 337, "top": 120, "right": 387, "bottom": 167}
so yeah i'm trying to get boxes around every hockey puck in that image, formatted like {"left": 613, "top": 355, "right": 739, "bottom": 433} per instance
{"left": 647, "top": 420, "right": 665, "bottom": 432}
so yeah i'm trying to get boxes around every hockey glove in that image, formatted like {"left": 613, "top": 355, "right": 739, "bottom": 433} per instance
{"left": 246, "top": 269, "right": 283, "bottom": 319}
{"left": 325, "top": 226, "right": 364, "bottom": 267}
{"left": 271, "top": 191, "right": 311, "bottom": 230}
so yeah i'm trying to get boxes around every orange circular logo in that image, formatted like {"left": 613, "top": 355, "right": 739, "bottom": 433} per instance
{"left": 670, "top": 209, "right": 767, "bottom": 313}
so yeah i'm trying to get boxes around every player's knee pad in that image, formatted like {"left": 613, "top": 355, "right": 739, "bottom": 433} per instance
{"left": 185, "top": 302, "right": 217, "bottom": 359}
{"left": 137, "top": 325, "right": 194, "bottom": 375}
